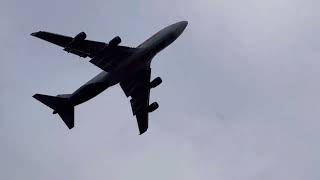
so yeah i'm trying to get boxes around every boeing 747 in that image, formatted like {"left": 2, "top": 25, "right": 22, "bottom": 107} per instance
{"left": 32, "top": 21, "right": 188, "bottom": 134}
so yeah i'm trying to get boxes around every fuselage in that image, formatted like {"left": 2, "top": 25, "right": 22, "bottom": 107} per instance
{"left": 69, "top": 21, "right": 188, "bottom": 106}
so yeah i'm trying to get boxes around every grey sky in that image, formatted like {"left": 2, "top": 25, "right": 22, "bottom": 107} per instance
{"left": 1, "top": 0, "right": 320, "bottom": 179}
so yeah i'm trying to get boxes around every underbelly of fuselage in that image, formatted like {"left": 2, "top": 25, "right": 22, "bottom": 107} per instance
{"left": 69, "top": 48, "right": 155, "bottom": 106}
{"left": 69, "top": 82, "right": 109, "bottom": 106}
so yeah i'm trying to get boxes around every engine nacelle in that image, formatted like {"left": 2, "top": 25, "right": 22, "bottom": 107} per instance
{"left": 148, "top": 102, "right": 159, "bottom": 112}
{"left": 109, "top": 36, "right": 121, "bottom": 47}
{"left": 72, "top": 32, "right": 87, "bottom": 43}
{"left": 66, "top": 32, "right": 86, "bottom": 50}
{"left": 149, "top": 77, "right": 162, "bottom": 89}
{"left": 74, "top": 32, "right": 87, "bottom": 41}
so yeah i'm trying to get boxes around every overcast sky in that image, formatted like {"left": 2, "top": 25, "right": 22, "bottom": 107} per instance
{"left": 1, "top": 0, "right": 320, "bottom": 180}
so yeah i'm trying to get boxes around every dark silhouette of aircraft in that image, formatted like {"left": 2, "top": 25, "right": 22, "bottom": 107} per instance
{"left": 31, "top": 21, "right": 188, "bottom": 134}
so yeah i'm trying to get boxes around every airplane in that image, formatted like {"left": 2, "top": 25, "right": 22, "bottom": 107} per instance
{"left": 31, "top": 21, "right": 188, "bottom": 135}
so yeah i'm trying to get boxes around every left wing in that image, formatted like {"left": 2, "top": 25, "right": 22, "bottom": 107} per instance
{"left": 120, "top": 67, "right": 160, "bottom": 134}
{"left": 31, "top": 31, "right": 137, "bottom": 71}
{"left": 31, "top": 31, "right": 106, "bottom": 58}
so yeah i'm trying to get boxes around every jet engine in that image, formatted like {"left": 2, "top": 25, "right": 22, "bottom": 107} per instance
{"left": 149, "top": 77, "right": 162, "bottom": 89}
{"left": 148, "top": 102, "right": 159, "bottom": 112}
{"left": 72, "top": 32, "right": 86, "bottom": 44}
{"left": 109, "top": 36, "right": 121, "bottom": 47}
{"left": 65, "top": 32, "right": 86, "bottom": 49}
{"left": 74, "top": 32, "right": 86, "bottom": 41}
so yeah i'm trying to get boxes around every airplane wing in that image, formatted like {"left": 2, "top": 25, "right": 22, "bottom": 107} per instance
{"left": 31, "top": 31, "right": 136, "bottom": 71}
{"left": 120, "top": 67, "right": 158, "bottom": 135}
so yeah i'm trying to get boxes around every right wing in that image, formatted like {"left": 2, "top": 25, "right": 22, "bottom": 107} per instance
{"left": 120, "top": 67, "right": 155, "bottom": 135}
{"left": 31, "top": 31, "right": 137, "bottom": 71}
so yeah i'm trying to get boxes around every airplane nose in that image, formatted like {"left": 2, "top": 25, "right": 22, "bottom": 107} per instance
{"left": 176, "top": 21, "right": 188, "bottom": 36}
{"left": 180, "top": 21, "right": 188, "bottom": 28}
{"left": 179, "top": 21, "right": 188, "bottom": 31}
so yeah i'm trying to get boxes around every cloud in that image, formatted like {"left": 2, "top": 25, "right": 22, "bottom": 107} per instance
{"left": 1, "top": 0, "right": 320, "bottom": 180}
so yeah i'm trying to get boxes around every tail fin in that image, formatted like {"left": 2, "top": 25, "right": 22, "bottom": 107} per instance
{"left": 33, "top": 93, "right": 74, "bottom": 129}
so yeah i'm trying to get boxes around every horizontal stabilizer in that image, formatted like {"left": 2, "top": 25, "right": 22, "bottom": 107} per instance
{"left": 33, "top": 94, "right": 74, "bottom": 129}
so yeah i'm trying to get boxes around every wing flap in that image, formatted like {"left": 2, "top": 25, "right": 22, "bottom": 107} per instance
{"left": 130, "top": 96, "right": 148, "bottom": 115}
